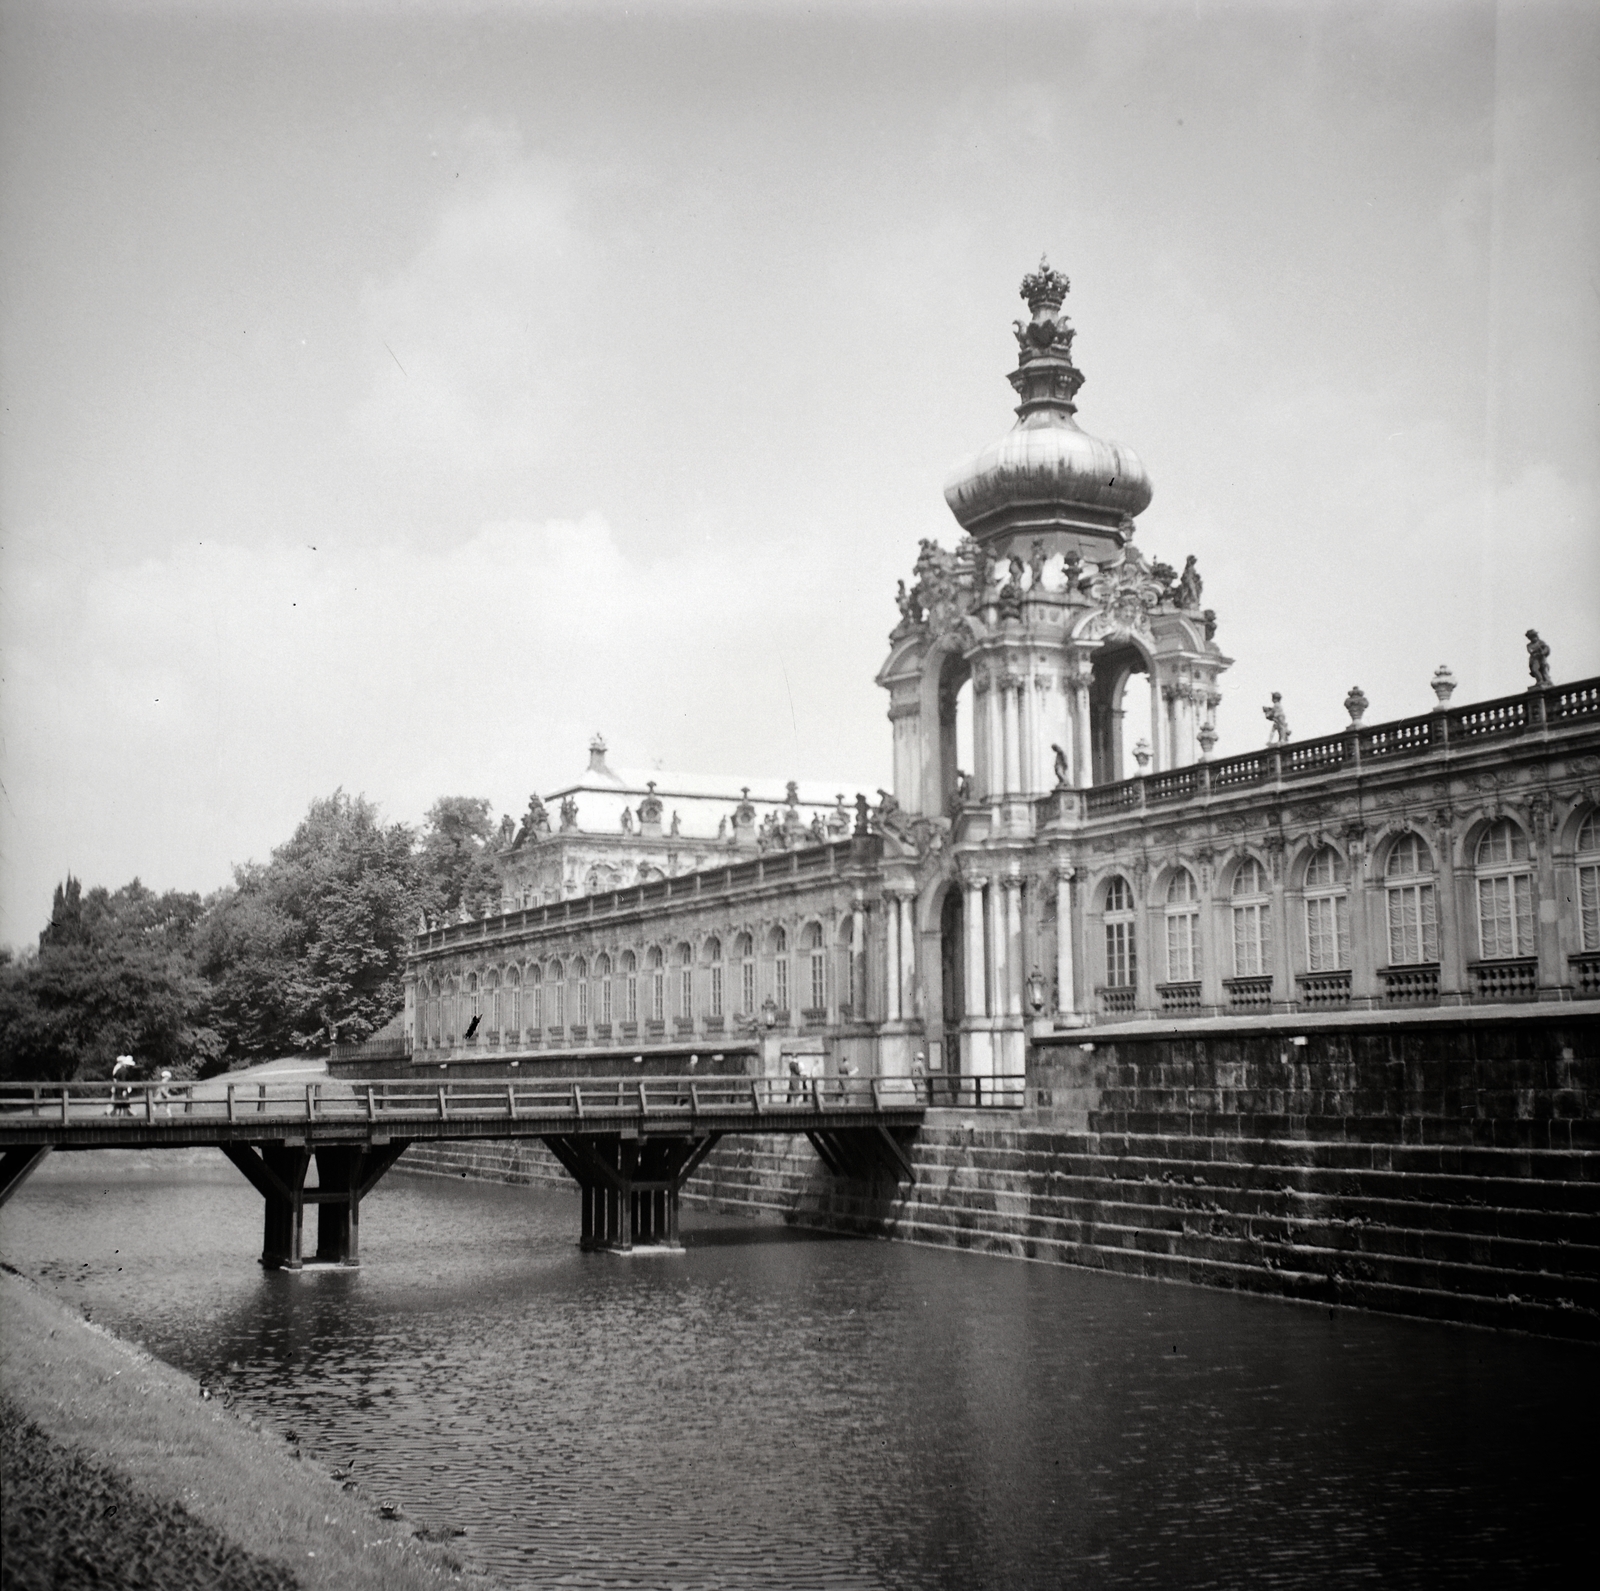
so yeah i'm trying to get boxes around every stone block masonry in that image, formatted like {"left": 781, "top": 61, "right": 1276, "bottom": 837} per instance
{"left": 395, "top": 1009, "right": 1599, "bottom": 1340}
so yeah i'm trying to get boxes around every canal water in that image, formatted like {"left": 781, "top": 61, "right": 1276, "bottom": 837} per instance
{"left": 2, "top": 1151, "right": 1590, "bottom": 1589}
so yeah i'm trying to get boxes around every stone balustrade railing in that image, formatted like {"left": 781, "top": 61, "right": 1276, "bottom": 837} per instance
{"left": 1079, "top": 675, "right": 1599, "bottom": 817}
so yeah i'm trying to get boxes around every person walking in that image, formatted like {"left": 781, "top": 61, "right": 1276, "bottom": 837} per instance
{"left": 111, "top": 1055, "right": 136, "bottom": 1116}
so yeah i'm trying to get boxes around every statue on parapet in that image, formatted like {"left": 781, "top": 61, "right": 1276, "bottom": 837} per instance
{"left": 1263, "top": 692, "right": 1291, "bottom": 745}
{"left": 854, "top": 792, "right": 872, "bottom": 835}
{"left": 620, "top": 806, "right": 634, "bottom": 833}
{"left": 669, "top": 810, "right": 682, "bottom": 838}
{"left": 559, "top": 795, "right": 579, "bottom": 830}
{"left": 1526, "top": 629, "right": 1552, "bottom": 689}
{"left": 996, "top": 555, "right": 1026, "bottom": 621}
{"left": 1051, "top": 742, "right": 1070, "bottom": 789}
{"left": 514, "top": 793, "right": 552, "bottom": 846}
{"left": 893, "top": 578, "right": 925, "bottom": 635}
{"left": 809, "top": 812, "right": 827, "bottom": 844}
{"left": 828, "top": 794, "right": 850, "bottom": 834}
{"left": 1202, "top": 608, "right": 1218, "bottom": 642}
{"left": 1176, "top": 555, "right": 1203, "bottom": 610}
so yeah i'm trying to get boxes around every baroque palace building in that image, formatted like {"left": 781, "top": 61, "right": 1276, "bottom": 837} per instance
{"left": 403, "top": 262, "right": 1600, "bottom": 1081}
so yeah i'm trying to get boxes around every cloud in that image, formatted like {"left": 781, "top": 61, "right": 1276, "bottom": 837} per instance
{"left": 0, "top": 512, "right": 878, "bottom": 945}
{"left": 349, "top": 123, "right": 595, "bottom": 498}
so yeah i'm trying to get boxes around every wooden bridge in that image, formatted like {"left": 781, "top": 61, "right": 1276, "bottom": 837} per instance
{"left": 0, "top": 1075, "right": 926, "bottom": 1268}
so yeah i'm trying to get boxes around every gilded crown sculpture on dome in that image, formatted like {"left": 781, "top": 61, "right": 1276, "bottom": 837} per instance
{"left": 878, "top": 258, "right": 1229, "bottom": 830}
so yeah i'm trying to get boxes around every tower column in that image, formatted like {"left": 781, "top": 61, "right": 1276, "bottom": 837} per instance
{"left": 1071, "top": 670, "right": 1092, "bottom": 788}
{"left": 1002, "top": 677, "right": 1022, "bottom": 795}
{"left": 1002, "top": 874, "right": 1024, "bottom": 1017}
{"left": 885, "top": 891, "right": 902, "bottom": 1021}
{"left": 1055, "top": 865, "right": 1078, "bottom": 1021}
{"left": 898, "top": 893, "right": 917, "bottom": 1018}
{"left": 985, "top": 674, "right": 1005, "bottom": 800}
{"left": 964, "top": 875, "right": 989, "bottom": 1018}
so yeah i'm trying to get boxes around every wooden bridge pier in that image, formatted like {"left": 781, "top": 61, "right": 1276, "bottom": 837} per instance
{"left": 219, "top": 1141, "right": 409, "bottom": 1269}
{"left": 544, "top": 1132, "right": 725, "bottom": 1253}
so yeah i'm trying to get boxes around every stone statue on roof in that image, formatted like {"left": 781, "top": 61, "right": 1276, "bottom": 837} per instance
{"left": 1526, "top": 629, "right": 1552, "bottom": 688}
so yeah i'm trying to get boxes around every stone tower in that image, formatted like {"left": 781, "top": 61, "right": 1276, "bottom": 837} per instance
{"left": 877, "top": 259, "right": 1230, "bottom": 823}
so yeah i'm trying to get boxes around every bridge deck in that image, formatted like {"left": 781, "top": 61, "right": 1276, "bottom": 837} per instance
{"left": 0, "top": 1075, "right": 927, "bottom": 1152}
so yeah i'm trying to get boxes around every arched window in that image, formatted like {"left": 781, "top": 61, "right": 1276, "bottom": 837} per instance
{"left": 484, "top": 969, "right": 500, "bottom": 1038}
{"left": 550, "top": 959, "right": 566, "bottom": 1029}
{"left": 648, "top": 947, "right": 665, "bottom": 1023}
{"left": 1165, "top": 869, "right": 1200, "bottom": 983}
{"left": 506, "top": 966, "right": 521, "bottom": 1042}
{"left": 622, "top": 950, "right": 638, "bottom": 1025}
{"left": 1385, "top": 832, "right": 1438, "bottom": 965}
{"left": 678, "top": 943, "right": 694, "bottom": 1020}
{"left": 572, "top": 956, "right": 588, "bottom": 1025}
{"left": 1475, "top": 819, "right": 1534, "bottom": 960}
{"left": 771, "top": 926, "right": 790, "bottom": 1011}
{"left": 1104, "top": 877, "right": 1136, "bottom": 988}
{"left": 805, "top": 922, "right": 827, "bottom": 1012}
{"left": 444, "top": 976, "right": 459, "bottom": 1041}
{"left": 1579, "top": 812, "right": 1600, "bottom": 953}
{"left": 1304, "top": 847, "right": 1350, "bottom": 972}
{"left": 735, "top": 933, "right": 755, "bottom": 1014}
{"left": 529, "top": 964, "right": 543, "bottom": 1033}
{"left": 704, "top": 938, "right": 723, "bottom": 1019}
{"left": 1231, "top": 858, "right": 1272, "bottom": 977}
{"left": 426, "top": 979, "right": 440, "bottom": 1047}
{"left": 597, "top": 953, "right": 613, "bottom": 1026}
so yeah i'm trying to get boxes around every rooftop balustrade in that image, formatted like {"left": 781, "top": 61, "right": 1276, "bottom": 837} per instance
{"left": 1074, "top": 675, "right": 1598, "bottom": 818}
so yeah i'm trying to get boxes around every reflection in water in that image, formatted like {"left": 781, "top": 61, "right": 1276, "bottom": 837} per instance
{"left": 2, "top": 1151, "right": 1589, "bottom": 1589}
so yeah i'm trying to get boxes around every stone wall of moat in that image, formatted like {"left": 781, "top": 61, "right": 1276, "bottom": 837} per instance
{"left": 395, "top": 1008, "right": 1600, "bottom": 1340}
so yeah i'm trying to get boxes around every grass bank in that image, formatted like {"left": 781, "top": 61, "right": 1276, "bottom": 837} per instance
{"left": 0, "top": 1268, "right": 495, "bottom": 1591}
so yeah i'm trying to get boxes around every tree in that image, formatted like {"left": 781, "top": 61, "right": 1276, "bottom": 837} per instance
{"left": 196, "top": 792, "right": 422, "bottom": 1058}
{"left": 417, "top": 796, "right": 502, "bottom": 918}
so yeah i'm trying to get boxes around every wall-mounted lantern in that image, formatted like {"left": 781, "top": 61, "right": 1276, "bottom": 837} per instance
{"left": 761, "top": 996, "right": 778, "bottom": 1030}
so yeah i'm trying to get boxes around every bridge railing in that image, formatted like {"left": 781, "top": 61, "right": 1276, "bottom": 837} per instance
{"left": 0, "top": 1074, "right": 941, "bottom": 1127}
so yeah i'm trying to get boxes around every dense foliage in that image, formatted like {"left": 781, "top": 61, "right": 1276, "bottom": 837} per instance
{"left": 0, "top": 791, "right": 506, "bottom": 1083}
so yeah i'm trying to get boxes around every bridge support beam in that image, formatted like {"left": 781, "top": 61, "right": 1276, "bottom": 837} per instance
{"left": 545, "top": 1132, "right": 721, "bottom": 1253}
{"left": 221, "top": 1141, "right": 409, "bottom": 1270}
{"left": 0, "top": 1146, "right": 53, "bottom": 1209}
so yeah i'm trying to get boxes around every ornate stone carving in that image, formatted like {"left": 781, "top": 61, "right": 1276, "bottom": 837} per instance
{"left": 1263, "top": 693, "right": 1291, "bottom": 744}
{"left": 559, "top": 795, "right": 579, "bottom": 830}
{"left": 1344, "top": 686, "right": 1369, "bottom": 725}
{"left": 1028, "top": 538, "right": 1048, "bottom": 590}
{"left": 1082, "top": 545, "right": 1164, "bottom": 640}
{"left": 1176, "top": 555, "right": 1203, "bottom": 610}
{"left": 1431, "top": 666, "right": 1457, "bottom": 704}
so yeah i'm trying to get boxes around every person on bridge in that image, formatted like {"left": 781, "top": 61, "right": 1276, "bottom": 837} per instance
{"left": 111, "top": 1056, "right": 135, "bottom": 1116}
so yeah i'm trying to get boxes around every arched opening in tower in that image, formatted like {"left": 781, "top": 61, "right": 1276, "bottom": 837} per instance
{"left": 935, "top": 651, "right": 973, "bottom": 814}
{"left": 939, "top": 884, "right": 964, "bottom": 1076}
{"left": 1089, "top": 643, "right": 1156, "bottom": 785}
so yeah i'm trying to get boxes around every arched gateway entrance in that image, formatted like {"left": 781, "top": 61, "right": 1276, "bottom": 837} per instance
{"left": 939, "top": 885, "right": 964, "bottom": 1075}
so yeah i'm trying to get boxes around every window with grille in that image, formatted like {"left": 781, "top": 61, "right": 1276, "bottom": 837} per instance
{"left": 1385, "top": 832, "right": 1438, "bottom": 964}
{"left": 1231, "top": 857, "right": 1272, "bottom": 977}
{"left": 1164, "top": 869, "right": 1199, "bottom": 982}
{"left": 706, "top": 939, "right": 723, "bottom": 1018}
{"left": 1104, "top": 876, "right": 1136, "bottom": 988}
{"left": 573, "top": 957, "right": 588, "bottom": 1025}
{"left": 772, "top": 927, "right": 789, "bottom": 1010}
{"left": 678, "top": 943, "right": 694, "bottom": 1018}
{"left": 530, "top": 968, "right": 543, "bottom": 1031}
{"left": 550, "top": 961, "right": 565, "bottom": 1026}
{"left": 1304, "top": 846, "right": 1350, "bottom": 971}
{"left": 648, "top": 948, "right": 665, "bottom": 1022}
{"left": 486, "top": 972, "right": 499, "bottom": 1036}
{"left": 506, "top": 969, "right": 520, "bottom": 1039}
{"left": 1579, "top": 812, "right": 1600, "bottom": 953}
{"left": 622, "top": 951, "right": 638, "bottom": 1023}
{"left": 806, "top": 923, "right": 826, "bottom": 1010}
{"left": 735, "top": 934, "right": 755, "bottom": 1013}
{"left": 597, "top": 955, "right": 612, "bottom": 1025}
{"left": 1475, "top": 819, "right": 1534, "bottom": 960}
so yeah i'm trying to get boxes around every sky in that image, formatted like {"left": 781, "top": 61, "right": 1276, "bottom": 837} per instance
{"left": 1, "top": 0, "right": 1596, "bottom": 948}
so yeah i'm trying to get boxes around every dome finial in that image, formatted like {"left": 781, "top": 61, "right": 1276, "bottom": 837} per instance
{"left": 1020, "top": 255, "right": 1070, "bottom": 313}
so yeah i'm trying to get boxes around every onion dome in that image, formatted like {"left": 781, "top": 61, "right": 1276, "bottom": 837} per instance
{"left": 943, "top": 259, "right": 1152, "bottom": 552}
